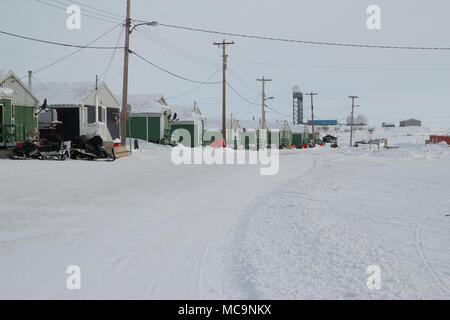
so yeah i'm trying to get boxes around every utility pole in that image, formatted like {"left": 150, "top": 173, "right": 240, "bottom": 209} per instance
{"left": 257, "top": 77, "right": 272, "bottom": 130}
{"left": 121, "top": 0, "right": 131, "bottom": 147}
{"left": 28, "top": 70, "right": 32, "bottom": 91}
{"left": 213, "top": 40, "right": 234, "bottom": 147}
{"left": 306, "top": 92, "right": 318, "bottom": 146}
{"left": 349, "top": 96, "right": 359, "bottom": 147}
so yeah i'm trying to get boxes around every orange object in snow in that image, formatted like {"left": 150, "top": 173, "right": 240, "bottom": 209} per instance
{"left": 210, "top": 139, "right": 225, "bottom": 148}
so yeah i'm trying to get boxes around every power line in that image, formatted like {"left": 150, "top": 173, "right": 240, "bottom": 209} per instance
{"left": 166, "top": 70, "right": 220, "bottom": 100}
{"left": 29, "top": 23, "right": 123, "bottom": 76}
{"left": 61, "top": 0, "right": 124, "bottom": 19}
{"left": 226, "top": 82, "right": 259, "bottom": 106}
{"left": 151, "top": 22, "right": 450, "bottom": 51}
{"left": 99, "top": 26, "right": 125, "bottom": 80}
{"left": 0, "top": 28, "right": 124, "bottom": 50}
{"left": 36, "top": 0, "right": 121, "bottom": 24}
{"left": 132, "top": 51, "right": 221, "bottom": 84}
{"left": 136, "top": 28, "right": 218, "bottom": 68}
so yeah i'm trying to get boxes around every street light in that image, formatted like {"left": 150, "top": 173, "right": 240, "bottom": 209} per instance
{"left": 130, "top": 21, "right": 158, "bottom": 34}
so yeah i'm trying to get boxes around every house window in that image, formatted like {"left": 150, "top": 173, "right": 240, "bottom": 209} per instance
{"left": 98, "top": 107, "right": 105, "bottom": 122}
{"left": 87, "top": 105, "right": 96, "bottom": 123}
{"left": 11, "top": 105, "right": 15, "bottom": 121}
{"left": 81, "top": 107, "right": 87, "bottom": 124}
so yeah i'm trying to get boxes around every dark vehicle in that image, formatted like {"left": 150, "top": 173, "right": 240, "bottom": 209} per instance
{"left": 70, "top": 135, "right": 115, "bottom": 161}
{"left": 322, "top": 135, "right": 338, "bottom": 144}
{"left": 9, "top": 136, "right": 68, "bottom": 160}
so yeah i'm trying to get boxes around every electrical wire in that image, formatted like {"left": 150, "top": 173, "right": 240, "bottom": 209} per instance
{"left": 26, "top": 22, "right": 123, "bottom": 77}
{"left": 0, "top": 28, "right": 124, "bottom": 50}
{"left": 166, "top": 70, "right": 220, "bottom": 100}
{"left": 226, "top": 82, "right": 259, "bottom": 105}
{"left": 151, "top": 22, "right": 450, "bottom": 51}
{"left": 35, "top": 0, "right": 121, "bottom": 24}
{"left": 132, "top": 51, "right": 221, "bottom": 84}
{"left": 99, "top": 26, "right": 125, "bottom": 80}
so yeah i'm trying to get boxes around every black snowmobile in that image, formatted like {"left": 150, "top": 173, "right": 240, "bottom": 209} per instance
{"left": 9, "top": 136, "right": 69, "bottom": 160}
{"left": 70, "top": 135, "right": 115, "bottom": 161}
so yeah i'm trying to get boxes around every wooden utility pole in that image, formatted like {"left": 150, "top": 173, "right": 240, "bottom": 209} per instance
{"left": 257, "top": 77, "right": 272, "bottom": 130}
{"left": 349, "top": 96, "right": 359, "bottom": 147}
{"left": 306, "top": 92, "right": 318, "bottom": 146}
{"left": 213, "top": 40, "right": 234, "bottom": 147}
{"left": 121, "top": 0, "right": 131, "bottom": 147}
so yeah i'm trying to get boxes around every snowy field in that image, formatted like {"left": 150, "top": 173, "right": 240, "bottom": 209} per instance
{"left": 0, "top": 127, "right": 449, "bottom": 299}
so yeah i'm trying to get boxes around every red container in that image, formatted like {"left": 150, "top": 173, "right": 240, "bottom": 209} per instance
{"left": 113, "top": 142, "right": 121, "bottom": 147}
{"left": 17, "top": 142, "right": 24, "bottom": 147}
{"left": 303, "top": 144, "right": 309, "bottom": 149}
{"left": 430, "top": 135, "right": 450, "bottom": 145}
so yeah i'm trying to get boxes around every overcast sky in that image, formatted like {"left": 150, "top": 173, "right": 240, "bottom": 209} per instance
{"left": 1, "top": 0, "right": 450, "bottom": 127}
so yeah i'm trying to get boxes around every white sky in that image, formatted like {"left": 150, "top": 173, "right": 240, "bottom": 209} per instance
{"left": 1, "top": 0, "right": 450, "bottom": 127}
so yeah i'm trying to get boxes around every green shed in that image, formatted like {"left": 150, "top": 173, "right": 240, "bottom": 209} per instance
{"left": 126, "top": 94, "right": 171, "bottom": 144}
{"left": 170, "top": 104, "right": 205, "bottom": 147}
{"left": 0, "top": 70, "right": 39, "bottom": 146}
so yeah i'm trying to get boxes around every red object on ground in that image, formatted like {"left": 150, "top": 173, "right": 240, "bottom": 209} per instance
{"left": 430, "top": 135, "right": 450, "bottom": 145}
{"left": 353, "top": 144, "right": 359, "bottom": 147}
{"left": 320, "top": 144, "right": 324, "bottom": 147}
{"left": 210, "top": 139, "right": 225, "bottom": 148}
{"left": 113, "top": 142, "right": 121, "bottom": 147}
{"left": 303, "top": 144, "right": 309, "bottom": 149}
{"left": 17, "top": 142, "right": 24, "bottom": 147}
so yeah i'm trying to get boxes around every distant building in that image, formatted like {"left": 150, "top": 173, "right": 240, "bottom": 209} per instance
{"left": 307, "top": 119, "right": 338, "bottom": 126}
{"left": 400, "top": 119, "right": 421, "bottom": 127}
{"left": 382, "top": 122, "right": 395, "bottom": 128}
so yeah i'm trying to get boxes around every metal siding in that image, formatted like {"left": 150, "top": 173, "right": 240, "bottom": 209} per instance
{"left": 14, "top": 106, "right": 37, "bottom": 138}
{"left": 127, "top": 117, "right": 147, "bottom": 141}
{"left": 171, "top": 123, "right": 195, "bottom": 147}
{"left": 147, "top": 116, "right": 161, "bottom": 142}
{"left": 1, "top": 76, "right": 37, "bottom": 107}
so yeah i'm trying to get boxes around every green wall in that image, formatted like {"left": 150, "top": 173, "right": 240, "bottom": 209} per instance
{"left": 171, "top": 123, "right": 196, "bottom": 147}
{"left": 1, "top": 99, "right": 35, "bottom": 142}
{"left": 126, "top": 115, "right": 162, "bottom": 143}
{"left": 147, "top": 116, "right": 161, "bottom": 142}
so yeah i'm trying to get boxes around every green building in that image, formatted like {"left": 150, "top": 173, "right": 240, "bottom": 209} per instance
{"left": 126, "top": 94, "right": 171, "bottom": 144}
{"left": 0, "top": 70, "right": 39, "bottom": 146}
{"left": 268, "top": 120, "right": 292, "bottom": 146}
{"left": 170, "top": 103, "right": 205, "bottom": 147}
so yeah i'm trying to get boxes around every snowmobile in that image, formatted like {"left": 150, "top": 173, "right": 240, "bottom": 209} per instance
{"left": 9, "top": 138, "right": 69, "bottom": 160}
{"left": 70, "top": 135, "right": 115, "bottom": 161}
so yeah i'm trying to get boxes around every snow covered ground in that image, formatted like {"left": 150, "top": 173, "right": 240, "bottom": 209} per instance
{"left": 0, "top": 127, "right": 449, "bottom": 299}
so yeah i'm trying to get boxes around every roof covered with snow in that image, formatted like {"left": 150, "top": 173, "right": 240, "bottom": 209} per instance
{"left": 0, "top": 87, "right": 13, "bottom": 97}
{"left": 171, "top": 105, "right": 204, "bottom": 122}
{"left": 126, "top": 94, "right": 170, "bottom": 114}
{"left": 34, "top": 81, "right": 97, "bottom": 106}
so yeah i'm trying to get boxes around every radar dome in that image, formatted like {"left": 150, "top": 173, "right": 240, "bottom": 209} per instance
{"left": 357, "top": 114, "right": 368, "bottom": 125}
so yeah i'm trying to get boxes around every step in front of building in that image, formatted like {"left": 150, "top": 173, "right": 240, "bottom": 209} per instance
{"left": 113, "top": 146, "right": 131, "bottom": 158}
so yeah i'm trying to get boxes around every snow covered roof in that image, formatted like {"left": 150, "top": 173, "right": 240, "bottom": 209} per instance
{"left": 0, "top": 70, "right": 39, "bottom": 106}
{"left": 34, "top": 81, "right": 97, "bottom": 106}
{"left": 267, "top": 120, "right": 292, "bottom": 131}
{"left": 237, "top": 119, "right": 262, "bottom": 130}
{"left": 126, "top": 94, "right": 170, "bottom": 114}
{"left": 0, "top": 87, "right": 13, "bottom": 97}
{"left": 171, "top": 105, "right": 204, "bottom": 122}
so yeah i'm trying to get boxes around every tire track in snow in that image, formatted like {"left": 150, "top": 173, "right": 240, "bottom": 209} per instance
{"left": 414, "top": 211, "right": 449, "bottom": 294}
